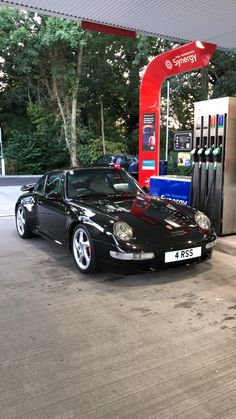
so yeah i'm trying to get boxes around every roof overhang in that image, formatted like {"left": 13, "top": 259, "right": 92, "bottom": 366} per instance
{"left": 0, "top": 0, "right": 236, "bottom": 50}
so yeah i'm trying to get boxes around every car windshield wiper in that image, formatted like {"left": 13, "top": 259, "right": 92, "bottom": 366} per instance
{"left": 113, "top": 192, "right": 137, "bottom": 198}
{"left": 73, "top": 191, "right": 116, "bottom": 198}
{"left": 73, "top": 191, "right": 137, "bottom": 199}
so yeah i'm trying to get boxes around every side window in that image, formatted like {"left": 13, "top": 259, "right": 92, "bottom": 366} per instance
{"left": 103, "top": 156, "right": 112, "bottom": 165}
{"left": 35, "top": 176, "right": 46, "bottom": 194}
{"left": 45, "top": 174, "right": 62, "bottom": 195}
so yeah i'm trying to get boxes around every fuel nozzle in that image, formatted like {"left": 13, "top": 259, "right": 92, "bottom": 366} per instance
{"left": 205, "top": 145, "right": 214, "bottom": 169}
{"left": 197, "top": 146, "right": 207, "bottom": 163}
{"left": 190, "top": 147, "right": 199, "bottom": 163}
{"left": 213, "top": 144, "right": 222, "bottom": 160}
{"left": 205, "top": 145, "right": 214, "bottom": 159}
{"left": 213, "top": 144, "right": 222, "bottom": 169}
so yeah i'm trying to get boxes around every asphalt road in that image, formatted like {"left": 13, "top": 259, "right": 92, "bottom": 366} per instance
{"left": 1, "top": 183, "right": 236, "bottom": 418}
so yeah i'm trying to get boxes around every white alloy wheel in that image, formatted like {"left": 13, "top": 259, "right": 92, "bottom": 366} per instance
{"left": 72, "top": 226, "right": 98, "bottom": 274}
{"left": 16, "top": 204, "right": 33, "bottom": 238}
{"left": 17, "top": 205, "right": 26, "bottom": 236}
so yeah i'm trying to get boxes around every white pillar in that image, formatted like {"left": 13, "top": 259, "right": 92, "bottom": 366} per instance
{"left": 1, "top": 159, "right": 5, "bottom": 176}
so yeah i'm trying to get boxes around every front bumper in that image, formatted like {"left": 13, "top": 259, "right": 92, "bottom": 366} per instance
{"left": 110, "top": 251, "right": 155, "bottom": 261}
{"left": 96, "top": 238, "right": 216, "bottom": 273}
{"left": 110, "top": 239, "right": 217, "bottom": 262}
{"left": 93, "top": 222, "right": 217, "bottom": 271}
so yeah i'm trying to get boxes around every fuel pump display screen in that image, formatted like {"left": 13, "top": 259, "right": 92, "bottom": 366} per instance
{"left": 174, "top": 131, "right": 193, "bottom": 151}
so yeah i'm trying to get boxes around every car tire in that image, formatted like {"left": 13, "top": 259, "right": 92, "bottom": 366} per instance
{"left": 16, "top": 204, "right": 34, "bottom": 238}
{"left": 72, "top": 225, "right": 99, "bottom": 274}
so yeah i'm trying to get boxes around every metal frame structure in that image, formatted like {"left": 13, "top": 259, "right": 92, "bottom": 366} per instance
{"left": 0, "top": 0, "right": 236, "bottom": 50}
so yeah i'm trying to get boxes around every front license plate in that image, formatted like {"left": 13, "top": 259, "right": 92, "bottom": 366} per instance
{"left": 165, "top": 246, "right": 202, "bottom": 263}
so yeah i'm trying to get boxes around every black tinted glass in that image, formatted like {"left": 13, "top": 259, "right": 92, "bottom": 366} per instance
{"left": 66, "top": 168, "right": 142, "bottom": 198}
{"left": 45, "top": 174, "right": 62, "bottom": 195}
{"left": 35, "top": 176, "right": 46, "bottom": 193}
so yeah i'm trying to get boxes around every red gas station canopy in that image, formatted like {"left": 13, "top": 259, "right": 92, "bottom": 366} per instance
{"left": 0, "top": 0, "right": 236, "bottom": 50}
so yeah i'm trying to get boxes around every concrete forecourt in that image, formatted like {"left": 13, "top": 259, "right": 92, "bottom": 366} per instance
{"left": 0, "top": 180, "right": 236, "bottom": 419}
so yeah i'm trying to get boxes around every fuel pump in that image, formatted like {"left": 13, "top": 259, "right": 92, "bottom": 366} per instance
{"left": 193, "top": 97, "right": 236, "bottom": 235}
{"left": 197, "top": 146, "right": 207, "bottom": 211}
{"left": 190, "top": 146, "right": 199, "bottom": 208}
{"left": 204, "top": 145, "right": 215, "bottom": 218}
{"left": 212, "top": 144, "right": 223, "bottom": 233}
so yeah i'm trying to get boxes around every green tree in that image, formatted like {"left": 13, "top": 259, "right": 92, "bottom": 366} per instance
{"left": 210, "top": 50, "right": 236, "bottom": 97}
{"left": 80, "top": 33, "right": 173, "bottom": 155}
{"left": 2, "top": 7, "right": 235, "bottom": 176}
{"left": 0, "top": 8, "right": 89, "bottom": 167}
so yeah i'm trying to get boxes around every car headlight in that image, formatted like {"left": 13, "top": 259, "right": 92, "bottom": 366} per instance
{"left": 113, "top": 221, "right": 133, "bottom": 242}
{"left": 195, "top": 211, "right": 211, "bottom": 230}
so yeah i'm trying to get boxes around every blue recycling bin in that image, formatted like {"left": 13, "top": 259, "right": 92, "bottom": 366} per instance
{"left": 150, "top": 175, "right": 191, "bottom": 205}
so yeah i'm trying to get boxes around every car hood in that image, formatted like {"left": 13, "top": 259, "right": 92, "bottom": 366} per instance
{"left": 70, "top": 194, "right": 215, "bottom": 251}
{"left": 71, "top": 193, "right": 198, "bottom": 230}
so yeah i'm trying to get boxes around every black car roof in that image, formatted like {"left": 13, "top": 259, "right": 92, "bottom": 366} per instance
{"left": 46, "top": 166, "right": 125, "bottom": 174}
{"left": 65, "top": 166, "right": 125, "bottom": 172}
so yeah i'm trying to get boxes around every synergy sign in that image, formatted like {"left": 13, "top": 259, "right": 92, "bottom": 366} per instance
{"left": 166, "top": 51, "right": 197, "bottom": 69}
{"left": 139, "top": 41, "right": 216, "bottom": 186}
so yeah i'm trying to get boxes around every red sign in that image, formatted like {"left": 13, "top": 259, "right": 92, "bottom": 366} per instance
{"left": 81, "top": 21, "right": 136, "bottom": 38}
{"left": 138, "top": 41, "right": 216, "bottom": 186}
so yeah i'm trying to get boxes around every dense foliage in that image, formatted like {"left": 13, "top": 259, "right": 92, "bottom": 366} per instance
{"left": 0, "top": 7, "right": 236, "bottom": 174}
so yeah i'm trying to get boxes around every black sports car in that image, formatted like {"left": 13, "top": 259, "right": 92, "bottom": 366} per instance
{"left": 15, "top": 167, "right": 217, "bottom": 274}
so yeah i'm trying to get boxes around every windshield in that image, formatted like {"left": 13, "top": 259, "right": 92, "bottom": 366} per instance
{"left": 66, "top": 168, "right": 143, "bottom": 199}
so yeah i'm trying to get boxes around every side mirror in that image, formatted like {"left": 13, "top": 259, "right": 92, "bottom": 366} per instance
{"left": 46, "top": 191, "right": 63, "bottom": 201}
{"left": 20, "top": 183, "right": 35, "bottom": 192}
